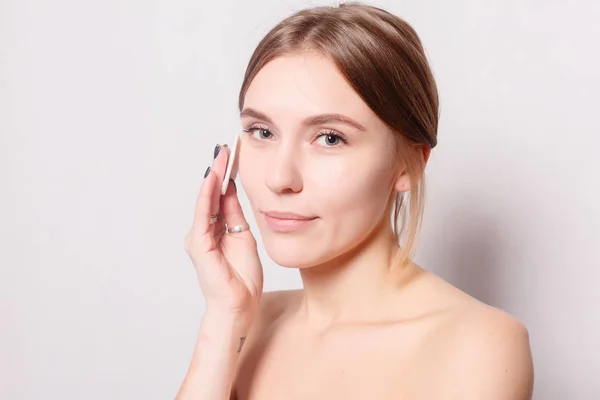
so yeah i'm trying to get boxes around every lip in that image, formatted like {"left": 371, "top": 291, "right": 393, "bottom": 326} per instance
{"left": 262, "top": 211, "right": 317, "bottom": 233}
{"left": 263, "top": 211, "right": 316, "bottom": 220}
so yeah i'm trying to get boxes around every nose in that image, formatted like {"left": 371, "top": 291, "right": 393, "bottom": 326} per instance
{"left": 265, "top": 144, "right": 303, "bottom": 194}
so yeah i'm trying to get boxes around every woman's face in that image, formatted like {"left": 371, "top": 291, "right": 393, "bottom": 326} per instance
{"left": 238, "top": 52, "right": 404, "bottom": 269}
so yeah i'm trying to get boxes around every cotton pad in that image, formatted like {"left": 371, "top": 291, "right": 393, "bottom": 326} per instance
{"left": 221, "top": 134, "right": 241, "bottom": 195}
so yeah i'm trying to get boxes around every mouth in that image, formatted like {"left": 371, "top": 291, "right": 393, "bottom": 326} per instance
{"left": 262, "top": 211, "right": 318, "bottom": 232}
{"left": 262, "top": 210, "right": 317, "bottom": 220}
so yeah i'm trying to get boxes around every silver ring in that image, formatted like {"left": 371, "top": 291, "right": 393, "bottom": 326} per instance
{"left": 225, "top": 223, "right": 250, "bottom": 234}
{"left": 209, "top": 214, "right": 219, "bottom": 224}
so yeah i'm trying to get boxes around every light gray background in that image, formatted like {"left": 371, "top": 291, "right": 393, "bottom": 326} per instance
{"left": 1, "top": 0, "right": 599, "bottom": 398}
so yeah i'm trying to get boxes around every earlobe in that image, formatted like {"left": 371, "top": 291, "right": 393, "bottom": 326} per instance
{"left": 393, "top": 145, "right": 431, "bottom": 193}
{"left": 393, "top": 145, "right": 430, "bottom": 193}
{"left": 394, "top": 172, "right": 411, "bottom": 192}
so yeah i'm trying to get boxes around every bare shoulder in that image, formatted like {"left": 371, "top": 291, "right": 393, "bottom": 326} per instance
{"left": 416, "top": 270, "right": 534, "bottom": 399}
{"left": 440, "top": 306, "right": 533, "bottom": 399}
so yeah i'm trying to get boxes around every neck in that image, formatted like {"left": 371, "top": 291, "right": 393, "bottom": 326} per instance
{"left": 296, "top": 220, "right": 409, "bottom": 331}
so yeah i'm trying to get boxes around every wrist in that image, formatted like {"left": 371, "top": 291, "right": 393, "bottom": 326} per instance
{"left": 200, "top": 308, "right": 255, "bottom": 340}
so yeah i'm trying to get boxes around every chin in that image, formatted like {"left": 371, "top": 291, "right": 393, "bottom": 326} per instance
{"left": 263, "top": 241, "right": 312, "bottom": 268}
{"left": 260, "top": 236, "right": 322, "bottom": 269}
{"left": 261, "top": 234, "right": 346, "bottom": 269}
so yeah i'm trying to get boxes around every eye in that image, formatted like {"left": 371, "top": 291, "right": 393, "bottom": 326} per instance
{"left": 242, "top": 124, "right": 349, "bottom": 147}
{"left": 242, "top": 125, "right": 273, "bottom": 140}
{"left": 314, "top": 130, "right": 348, "bottom": 147}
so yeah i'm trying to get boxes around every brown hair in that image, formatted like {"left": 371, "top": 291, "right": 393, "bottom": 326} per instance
{"left": 238, "top": 2, "right": 439, "bottom": 269}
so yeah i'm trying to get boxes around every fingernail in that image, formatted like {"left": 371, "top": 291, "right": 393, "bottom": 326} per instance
{"left": 204, "top": 166, "right": 211, "bottom": 178}
{"left": 223, "top": 144, "right": 228, "bottom": 148}
{"left": 213, "top": 144, "right": 221, "bottom": 159}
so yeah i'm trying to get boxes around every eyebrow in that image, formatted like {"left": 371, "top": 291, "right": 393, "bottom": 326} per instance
{"left": 240, "top": 107, "right": 367, "bottom": 132}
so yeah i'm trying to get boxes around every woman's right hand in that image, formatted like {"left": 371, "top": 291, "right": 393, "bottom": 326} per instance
{"left": 184, "top": 143, "right": 263, "bottom": 316}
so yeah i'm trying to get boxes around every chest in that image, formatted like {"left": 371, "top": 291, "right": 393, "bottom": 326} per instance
{"left": 235, "top": 324, "right": 436, "bottom": 400}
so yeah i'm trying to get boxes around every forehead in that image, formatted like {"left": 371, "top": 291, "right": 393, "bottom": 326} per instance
{"left": 243, "top": 53, "right": 383, "bottom": 130}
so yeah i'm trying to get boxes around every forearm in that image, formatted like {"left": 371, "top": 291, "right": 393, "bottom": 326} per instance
{"left": 176, "top": 310, "right": 254, "bottom": 400}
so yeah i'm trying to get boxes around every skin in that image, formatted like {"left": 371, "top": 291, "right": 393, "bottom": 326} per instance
{"left": 229, "top": 52, "right": 534, "bottom": 399}
{"left": 174, "top": 51, "right": 534, "bottom": 400}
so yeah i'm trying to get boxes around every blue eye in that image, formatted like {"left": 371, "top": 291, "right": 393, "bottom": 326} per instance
{"left": 242, "top": 125, "right": 349, "bottom": 147}
{"left": 242, "top": 126, "right": 272, "bottom": 139}
{"left": 315, "top": 131, "right": 347, "bottom": 146}
{"left": 315, "top": 129, "right": 348, "bottom": 147}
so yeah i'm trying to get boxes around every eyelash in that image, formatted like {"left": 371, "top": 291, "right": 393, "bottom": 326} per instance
{"left": 241, "top": 124, "right": 349, "bottom": 146}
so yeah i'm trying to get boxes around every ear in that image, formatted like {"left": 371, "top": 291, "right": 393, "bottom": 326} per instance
{"left": 422, "top": 146, "right": 431, "bottom": 164}
{"left": 393, "top": 166, "right": 410, "bottom": 193}
{"left": 393, "top": 146, "right": 431, "bottom": 193}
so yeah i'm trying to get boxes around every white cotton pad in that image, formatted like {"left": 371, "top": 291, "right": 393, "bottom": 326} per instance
{"left": 221, "top": 134, "right": 241, "bottom": 195}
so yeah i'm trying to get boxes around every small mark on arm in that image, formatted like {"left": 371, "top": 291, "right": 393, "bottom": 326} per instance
{"left": 237, "top": 336, "right": 247, "bottom": 353}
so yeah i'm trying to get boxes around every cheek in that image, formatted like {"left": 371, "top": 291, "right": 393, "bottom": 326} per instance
{"left": 238, "top": 143, "right": 394, "bottom": 224}
{"left": 237, "top": 145, "right": 264, "bottom": 203}
{"left": 307, "top": 156, "right": 393, "bottom": 215}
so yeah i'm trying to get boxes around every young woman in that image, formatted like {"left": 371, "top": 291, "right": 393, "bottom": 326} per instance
{"left": 176, "top": 3, "right": 534, "bottom": 399}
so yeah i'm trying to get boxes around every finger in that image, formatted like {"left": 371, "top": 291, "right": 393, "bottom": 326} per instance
{"left": 221, "top": 178, "right": 251, "bottom": 236}
{"left": 191, "top": 166, "right": 217, "bottom": 236}
{"left": 210, "top": 145, "right": 230, "bottom": 220}
{"left": 190, "top": 145, "right": 228, "bottom": 235}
